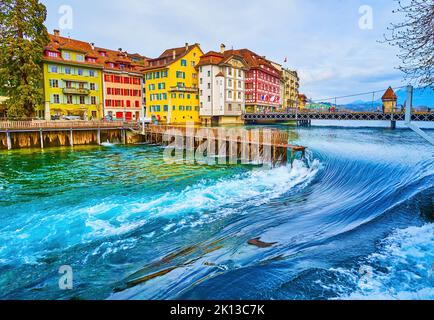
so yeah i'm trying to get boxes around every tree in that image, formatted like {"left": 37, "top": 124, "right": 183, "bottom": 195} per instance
{"left": 0, "top": 0, "right": 49, "bottom": 118}
{"left": 384, "top": 0, "right": 434, "bottom": 88}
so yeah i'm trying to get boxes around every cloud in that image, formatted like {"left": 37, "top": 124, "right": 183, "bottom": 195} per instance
{"left": 42, "top": 0, "right": 405, "bottom": 99}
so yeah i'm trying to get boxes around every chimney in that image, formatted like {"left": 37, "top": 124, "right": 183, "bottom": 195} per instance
{"left": 220, "top": 43, "right": 226, "bottom": 53}
{"left": 185, "top": 42, "right": 189, "bottom": 51}
{"left": 53, "top": 29, "right": 60, "bottom": 36}
{"left": 90, "top": 42, "right": 95, "bottom": 50}
{"left": 173, "top": 50, "right": 176, "bottom": 60}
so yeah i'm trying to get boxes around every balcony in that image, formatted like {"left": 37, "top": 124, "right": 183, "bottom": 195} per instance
{"left": 63, "top": 88, "right": 90, "bottom": 95}
{"left": 169, "top": 86, "right": 199, "bottom": 93}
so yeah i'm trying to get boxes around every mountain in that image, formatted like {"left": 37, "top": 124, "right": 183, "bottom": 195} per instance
{"left": 343, "top": 87, "right": 433, "bottom": 111}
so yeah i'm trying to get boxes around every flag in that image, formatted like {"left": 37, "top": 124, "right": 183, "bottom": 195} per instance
{"left": 284, "top": 57, "right": 287, "bottom": 63}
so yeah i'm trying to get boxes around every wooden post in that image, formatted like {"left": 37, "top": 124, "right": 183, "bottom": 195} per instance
{"left": 39, "top": 129, "right": 44, "bottom": 149}
{"left": 97, "top": 128, "right": 101, "bottom": 145}
{"left": 122, "top": 129, "right": 126, "bottom": 144}
{"left": 70, "top": 129, "right": 74, "bottom": 146}
{"left": 6, "top": 130, "right": 11, "bottom": 150}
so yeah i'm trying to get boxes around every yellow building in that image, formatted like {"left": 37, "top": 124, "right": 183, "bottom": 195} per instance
{"left": 382, "top": 87, "right": 398, "bottom": 113}
{"left": 144, "top": 43, "right": 203, "bottom": 124}
{"left": 298, "top": 94, "right": 308, "bottom": 109}
{"left": 282, "top": 68, "right": 300, "bottom": 109}
{"left": 40, "top": 30, "right": 104, "bottom": 120}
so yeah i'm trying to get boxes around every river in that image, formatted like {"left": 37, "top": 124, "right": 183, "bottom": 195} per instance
{"left": 0, "top": 124, "right": 433, "bottom": 300}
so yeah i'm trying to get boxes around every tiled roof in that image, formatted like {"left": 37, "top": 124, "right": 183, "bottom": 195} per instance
{"left": 44, "top": 34, "right": 104, "bottom": 67}
{"left": 196, "top": 50, "right": 248, "bottom": 69}
{"left": 144, "top": 43, "right": 202, "bottom": 71}
{"left": 198, "top": 48, "right": 279, "bottom": 76}
{"left": 94, "top": 46, "right": 147, "bottom": 74}
{"left": 44, "top": 33, "right": 148, "bottom": 74}
{"left": 382, "top": 87, "right": 397, "bottom": 101}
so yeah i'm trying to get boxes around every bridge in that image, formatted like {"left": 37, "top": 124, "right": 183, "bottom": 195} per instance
{"left": 242, "top": 111, "right": 434, "bottom": 123}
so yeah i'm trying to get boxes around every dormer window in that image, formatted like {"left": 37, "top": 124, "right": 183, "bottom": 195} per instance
{"left": 76, "top": 54, "right": 84, "bottom": 62}
{"left": 99, "top": 51, "right": 107, "bottom": 57}
{"left": 120, "top": 64, "right": 125, "bottom": 70}
{"left": 108, "top": 62, "right": 114, "bottom": 68}
{"left": 62, "top": 52, "right": 71, "bottom": 60}
{"left": 47, "top": 51, "right": 59, "bottom": 58}
{"left": 87, "top": 57, "right": 96, "bottom": 63}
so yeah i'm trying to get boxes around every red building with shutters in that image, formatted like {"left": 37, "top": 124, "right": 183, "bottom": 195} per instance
{"left": 97, "top": 47, "right": 148, "bottom": 121}
{"left": 235, "top": 49, "right": 281, "bottom": 113}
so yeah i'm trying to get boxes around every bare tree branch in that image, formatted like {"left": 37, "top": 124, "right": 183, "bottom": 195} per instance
{"left": 383, "top": 0, "right": 434, "bottom": 88}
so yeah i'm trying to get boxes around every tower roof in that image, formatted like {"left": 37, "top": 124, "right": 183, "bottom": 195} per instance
{"left": 382, "top": 87, "right": 397, "bottom": 101}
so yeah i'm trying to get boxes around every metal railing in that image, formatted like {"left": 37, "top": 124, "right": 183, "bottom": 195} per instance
{"left": 0, "top": 120, "right": 128, "bottom": 130}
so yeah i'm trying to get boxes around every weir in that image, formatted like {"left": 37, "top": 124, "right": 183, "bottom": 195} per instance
{"left": 136, "top": 125, "right": 306, "bottom": 166}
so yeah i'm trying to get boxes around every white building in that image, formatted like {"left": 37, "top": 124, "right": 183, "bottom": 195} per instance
{"left": 197, "top": 44, "right": 248, "bottom": 125}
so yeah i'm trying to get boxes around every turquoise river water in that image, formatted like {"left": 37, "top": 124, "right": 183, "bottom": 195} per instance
{"left": 0, "top": 124, "right": 433, "bottom": 300}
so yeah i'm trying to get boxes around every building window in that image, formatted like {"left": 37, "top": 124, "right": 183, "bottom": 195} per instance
{"left": 207, "top": 96, "right": 211, "bottom": 102}
{"left": 62, "top": 52, "right": 71, "bottom": 60}
{"left": 79, "top": 96, "right": 85, "bottom": 104}
{"left": 53, "top": 94, "right": 60, "bottom": 104}
{"left": 47, "top": 51, "right": 59, "bottom": 58}
{"left": 49, "top": 79, "right": 58, "bottom": 88}
{"left": 49, "top": 65, "right": 58, "bottom": 73}
{"left": 89, "top": 70, "right": 95, "bottom": 77}
{"left": 90, "top": 83, "right": 96, "bottom": 90}
{"left": 176, "top": 71, "right": 186, "bottom": 79}
{"left": 76, "top": 54, "right": 84, "bottom": 62}
{"left": 207, "top": 83, "right": 211, "bottom": 89}
{"left": 77, "top": 69, "right": 83, "bottom": 76}
{"left": 91, "top": 96, "right": 96, "bottom": 105}
{"left": 66, "top": 95, "right": 73, "bottom": 104}
{"left": 65, "top": 67, "right": 71, "bottom": 75}
{"left": 181, "top": 59, "right": 187, "bottom": 67}
{"left": 207, "top": 70, "right": 211, "bottom": 77}
{"left": 163, "top": 105, "right": 168, "bottom": 112}
{"left": 191, "top": 61, "right": 195, "bottom": 67}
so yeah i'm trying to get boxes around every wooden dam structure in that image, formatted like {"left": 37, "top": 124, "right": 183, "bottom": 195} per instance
{"left": 136, "top": 125, "right": 306, "bottom": 166}
{"left": 0, "top": 121, "right": 306, "bottom": 166}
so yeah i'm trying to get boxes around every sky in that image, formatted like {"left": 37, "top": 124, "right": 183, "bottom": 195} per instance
{"left": 42, "top": 0, "right": 406, "bottom": 103}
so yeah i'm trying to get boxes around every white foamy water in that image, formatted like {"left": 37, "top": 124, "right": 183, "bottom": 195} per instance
{"left": 340, "top": 223, "right": 434, "bottom": 300}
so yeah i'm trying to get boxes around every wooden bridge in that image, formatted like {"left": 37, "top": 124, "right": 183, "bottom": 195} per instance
{"left": 0, "top": 120, "right": 136, "bottom": 150}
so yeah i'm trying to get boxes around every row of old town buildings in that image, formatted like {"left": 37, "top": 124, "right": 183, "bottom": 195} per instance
{"left": 37, "top": 30, "right": 304, "bottom": 124}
